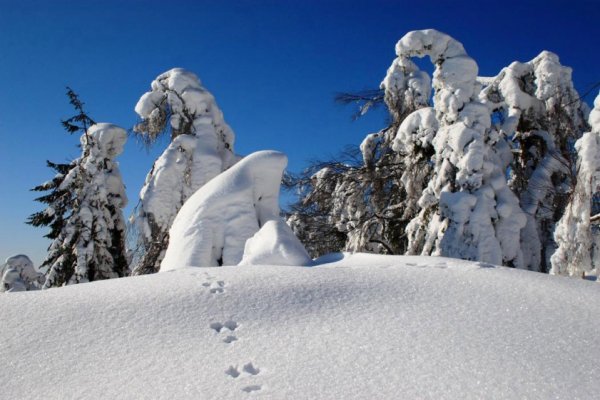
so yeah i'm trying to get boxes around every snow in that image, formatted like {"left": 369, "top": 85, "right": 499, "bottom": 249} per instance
{"left": 42, "top": 123, "right": 129, "bottom": 287}
{"left": 238, "top": 220, "right": 312, "bottom": 266}
{"left": 389, "top": 29, "right": 526, "bottom": 266}
{"left": 0, "top": 254, "right": 42, "bottom": 292}
{"left": 551, "top": 91, "right": 600, "bottom": 276}
{"left": 132, "top": 68, "right": 238, "bottom": 274}
{"left": 161, "top": 151, "right": 288, "bottom": 270}
{"left": 2, "top": 253, "right": 599, "bottom": 399}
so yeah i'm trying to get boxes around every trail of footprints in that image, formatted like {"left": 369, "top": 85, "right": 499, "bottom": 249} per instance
{"left": 202, "top": 273, "right": 263, "bottom": 394}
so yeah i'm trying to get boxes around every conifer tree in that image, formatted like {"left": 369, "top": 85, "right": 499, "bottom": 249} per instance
{"left": 28, "top": 90, "right": 129, "bottom": 287}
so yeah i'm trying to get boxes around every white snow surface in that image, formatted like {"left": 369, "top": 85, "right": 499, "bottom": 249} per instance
{"left": 1, "top": 253, "right": 599, "bottom": 399}
{"left": 161, "top": 151, "right": 288, "bottom": 270}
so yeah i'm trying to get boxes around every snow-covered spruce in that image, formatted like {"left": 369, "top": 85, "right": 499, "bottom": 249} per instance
{"left": 42, "top": 124, "right": 129, "bottom": 288}
{"left": 161, "top": 151, "right": 297, "bottom": 270}
{"left": 480, "top": 51, "right": 588, "bottom": 271}
{"left": 391, "top": 29, "right": 526, "bottom": 266}
{"left": 0, "top": 255, "right": 43, "bottom": 292}
{"left": 131, "top": 68, "right": 238, "bottom": 275}
{"left": 551, "top": 92, "right": 600, "bottom": 276}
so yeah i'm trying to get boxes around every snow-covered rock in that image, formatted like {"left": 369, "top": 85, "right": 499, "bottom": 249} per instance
{"left": 238, "top": 219, "right": 312, "bottom": 266}
{"left": 1, "top": 254, "right": 599, "bottom": 399}
{"left": 160, "top": 151, "right": 288, "bottom": 270}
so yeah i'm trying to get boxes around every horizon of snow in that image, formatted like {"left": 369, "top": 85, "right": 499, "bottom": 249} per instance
{"left": 2, "top": 253, "right": 599, "bottom": 399}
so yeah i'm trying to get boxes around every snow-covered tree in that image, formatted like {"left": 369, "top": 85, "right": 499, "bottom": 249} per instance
{"left": 41, "top": 123, "right": 129, "bottom": 288}
{"left": 383, "top": 30, "right": 526, "bottom": 266}
{"left": 28, "top": 88, "right": 95, "bottom": 242}
{"left": 0, "top": 255, "right": 43, "bottom": 292}
{"left": 289, "top": 30, "right": 592, "bottom": 272}
{"left": 551, "top": 92, "right": 600, "bottom": 276}
{"left": 480, "top": 51, "right": 589, "bottom": 271}
{"left": 131, "top": 68, "right": 237, "bottom": 275}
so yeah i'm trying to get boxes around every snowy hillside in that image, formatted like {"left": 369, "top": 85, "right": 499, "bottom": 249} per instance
{"left": 2, "top": 254, "right": 599, "bottom": 399}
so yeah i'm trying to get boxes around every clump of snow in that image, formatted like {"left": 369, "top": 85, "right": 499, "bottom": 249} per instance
{"left": 0, "top": 255, "right": 42, "bottom": 292}
{"left": 1, "top": 254, "right": 600, "bottom": 399}
{"left": 238, "top": 220, "right": 312, "bottom": 266}
{"left": 160, "top": 151, "right": 288, "bottom": 270}
{"left": 392, "top": 107, "right": 438, "bottom": 154}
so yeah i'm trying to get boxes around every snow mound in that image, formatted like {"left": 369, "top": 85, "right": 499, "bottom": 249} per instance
{"left": 0, "top": 254, "right": 42, "bottom": 292}
{"left": 161, "top": 151, "right": 288, "bottom": 270}
{"left": 238, "top": 219, "right": 312, "bottom": 266}
{"left": 1, "top": 254, "right": 599, "bottom": 399}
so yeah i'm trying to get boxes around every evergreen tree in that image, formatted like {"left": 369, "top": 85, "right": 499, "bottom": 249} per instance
{"left": 41, "top": 123, "right": 129, "bottom": 287}
{"left": 28, "top": 87, "right": 95, "bottom": 242}
{"left": 28, "top": 89, "right": 128, "bottom": 287}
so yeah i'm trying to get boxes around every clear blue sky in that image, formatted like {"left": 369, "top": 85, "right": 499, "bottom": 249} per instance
{"left": 1, "top": 0, "right": 598, "bottom": 266}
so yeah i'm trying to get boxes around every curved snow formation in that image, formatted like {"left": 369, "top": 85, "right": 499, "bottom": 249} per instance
{"left": 160, "top": 151, "right": 289, "bottom": 270}
{"left": 386, "top": 29, "right": 526, "bottom": 266}
{"left": 133, "top": 69, "right": 238, "bottom": 272}
{"left": 551, "top": 92, "right": 600, "bottom": 276}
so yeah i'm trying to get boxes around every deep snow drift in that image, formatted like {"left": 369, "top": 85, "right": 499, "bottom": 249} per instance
{"left": 1, "top": 254, "right": 599, "bottom": 399}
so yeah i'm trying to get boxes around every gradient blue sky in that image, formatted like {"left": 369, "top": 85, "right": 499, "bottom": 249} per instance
{"left": 1, "top": 0, "right": 599, "bottom": 265}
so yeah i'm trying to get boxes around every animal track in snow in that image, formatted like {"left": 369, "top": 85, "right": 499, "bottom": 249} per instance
{"left": 224, "top": 363, "right": 261, "bottom": 379}
{"left": 223, "top": 335, "right": 238, "bottom": 344}
{"left": 243, "top": 362, "right": 260, "bottom": 375}
{"left": 242, "top": 385, "right": 262, "bottom": 393}
{"left": 210, "top": 281, "right": 226, "bottom": 294}
{"left": 210, "top": 320, "right": 239, "bottom": 333}
{"left": 225, "top": 366, "right": 240, "bottom": 378}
